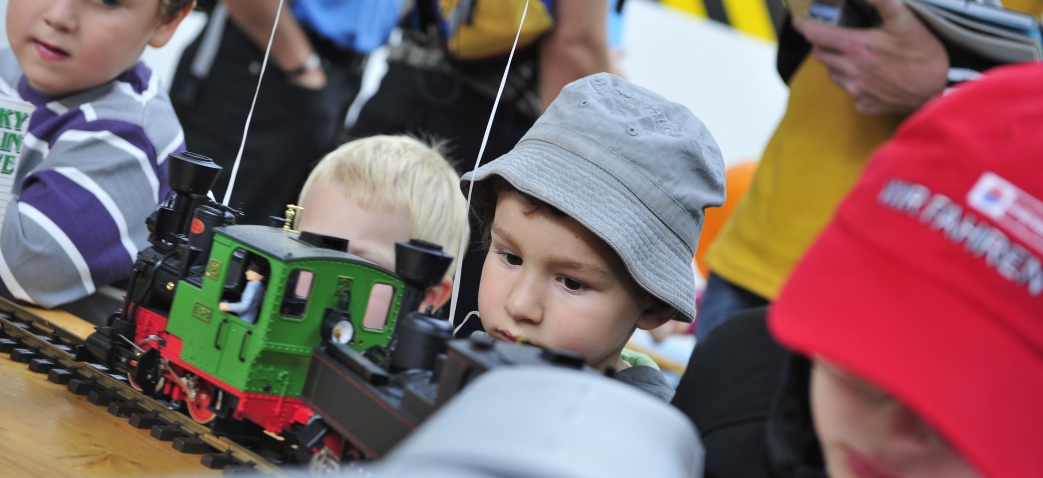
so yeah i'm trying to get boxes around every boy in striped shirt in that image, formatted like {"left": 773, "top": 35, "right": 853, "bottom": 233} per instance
{"left": 0, "top": 0, "right": 196, "bottom": 324}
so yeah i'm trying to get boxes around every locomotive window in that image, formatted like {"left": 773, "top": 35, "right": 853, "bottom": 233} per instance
{"left": 362, "top": 283, "right": 395, "bottom": 330}
{"left": 224, "top": 248, "right": 247, "bottom": 291}
{"left": 280, "top": 269, "right": 314, "bottom": 318}
{"left": 220, "top": 250, "right": 271, "bottom": 318}
{"left": 222, "top": 248, "right": 259, "bottom": 303}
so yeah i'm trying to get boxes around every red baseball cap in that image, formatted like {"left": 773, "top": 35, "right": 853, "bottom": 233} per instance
{"left": 770, "top": 63, "right": 1043, "bottom": 478}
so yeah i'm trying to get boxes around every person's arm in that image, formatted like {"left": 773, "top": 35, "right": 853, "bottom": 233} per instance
{"left": 224, "top": 280, "right": 261, "bottom": 314}
{"left": 538, "top": 0, "right": 614, "bottom": 110}
{"left": 223, "top": 0, "right": 326, "bottom": 89}
{"left": 791, "top": 0, "right": 947, "bottom": 115}
{"left": 0, "top": 125, "right": 165, "bottom": 309}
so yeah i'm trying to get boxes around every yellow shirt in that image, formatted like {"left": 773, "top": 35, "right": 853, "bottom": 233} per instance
{"left": 707, "top": 1, "right": 1043, "bottom": 300}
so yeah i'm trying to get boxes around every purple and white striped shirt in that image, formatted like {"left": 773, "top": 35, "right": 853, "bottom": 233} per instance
{"left": 0, "top": 49, "right": 185, "bottom": 322}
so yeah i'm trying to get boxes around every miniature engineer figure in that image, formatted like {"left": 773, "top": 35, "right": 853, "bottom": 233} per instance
{"left": 219, "top": 260, "right": 268, "bottom": 324}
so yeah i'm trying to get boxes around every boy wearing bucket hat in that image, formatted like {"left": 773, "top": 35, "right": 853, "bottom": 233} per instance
{"left": 462, "top": 73, "right": 726, "bottom": 401}
{"left": 674, "top": 63, "right": 1043, "bottom": 477}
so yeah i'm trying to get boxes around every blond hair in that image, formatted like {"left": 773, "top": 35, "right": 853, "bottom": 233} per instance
{"left": 299, "top": 135, "right": 469, "bottom": 278}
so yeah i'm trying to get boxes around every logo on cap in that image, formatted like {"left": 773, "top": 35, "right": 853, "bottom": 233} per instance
{"left": 968, "top": 173, "right": 1017, "bottom": 219}
{"left": 878, "top": 177, "right": 1043, "bottom": 297}
{"left": 968, "top": 172, "right": 1043, "bottom": 257}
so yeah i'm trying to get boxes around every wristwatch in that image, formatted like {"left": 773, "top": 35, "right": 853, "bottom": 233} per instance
{"left": 286, "top": 53, "right": 321, "bottom": 79}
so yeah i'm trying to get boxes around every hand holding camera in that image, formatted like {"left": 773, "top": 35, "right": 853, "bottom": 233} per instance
{"left": 790, "top": 0, "right": 948, "bottom": 115}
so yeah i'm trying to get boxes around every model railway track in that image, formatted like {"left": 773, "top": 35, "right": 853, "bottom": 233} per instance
{"left": 0, "top": 298, "right": 286, "bottom": 476}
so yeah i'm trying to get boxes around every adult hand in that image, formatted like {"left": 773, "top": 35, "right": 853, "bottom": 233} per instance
{"left": 225, "top": 0, "right": 324, "bottom": 89}
{"left": 219, "top": 302, "right": 230, "bottom": 312}
{"left": 792, "top": 0, "right": 948, "bottom": 116}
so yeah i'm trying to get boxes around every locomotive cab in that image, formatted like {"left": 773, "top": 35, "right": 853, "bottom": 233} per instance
{"left": 167, "top": 225, "right": 405, "bottom": 396}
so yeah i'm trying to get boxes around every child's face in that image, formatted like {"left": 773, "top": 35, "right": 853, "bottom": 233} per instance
{"left": 298, "top": 178, "right": 412, "bottom": 273}
{"left": 7, "top": 0, "right": 184, "bottom": 96}
{"left": 810, "top": 359, "right": 981, "bottom": 478}
{"left": 478, "top": 191, "right": 668, "bottom": 371}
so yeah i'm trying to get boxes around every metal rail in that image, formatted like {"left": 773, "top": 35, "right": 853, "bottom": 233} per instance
{"left": 0, "top": 298, "right": 286, "bottom": 476}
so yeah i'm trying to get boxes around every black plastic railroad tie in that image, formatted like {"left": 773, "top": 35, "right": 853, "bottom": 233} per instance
{"left": 0, "top": 338, "right": 18, "bottom": 353}
{"left": 87, "top": 388, "right": 120, "bottom": 407}
{"left": 173, "top": 434, "right": 212, "bottom": 454}
{"left": 10, "top": 347, "right": 38, "bottom": 363}
{"left": 48, "top": 368, "right": 76, "bottom": 385}
{"left": 107, "top": 399, "right": 144, "bottom": 418}
{"left": 129, "top": 411, "right": 162, "bottom": 429}
{"left": 28, "top": 358, "right": 57, "bottom": 374}
{"left": 67, "top": 378, "right": 100, "bottom": 395}
{"left": 201, "top": 450, "right": 237, "bottom": 469}
{"left": 151, "top": 423, "right": 185, "bottom": 441}
{"left": 89, "top": 362, "right": 110, "bottom": 373}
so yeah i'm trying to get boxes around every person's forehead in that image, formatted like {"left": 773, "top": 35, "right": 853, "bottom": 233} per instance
{"left": 299, "top": 179, "right": 411, "bottom": 265}
{"left": 301, "top": 179, "right": 403, "bottom": 225}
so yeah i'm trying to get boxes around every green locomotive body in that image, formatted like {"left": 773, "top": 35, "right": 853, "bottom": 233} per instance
{"left": 165, "top": 225, "right": 404, "bottom": 398}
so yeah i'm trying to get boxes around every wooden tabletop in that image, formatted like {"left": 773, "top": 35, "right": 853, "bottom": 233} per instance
{"left": 0, "top": 311, "right": 219, "bottom": 477}
{"left": 24, "top": 306, "right": 98, "bottom": 340}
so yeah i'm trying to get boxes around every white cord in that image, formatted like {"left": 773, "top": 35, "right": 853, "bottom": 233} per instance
{"left": 447, "top": 0, "right": 530, "bottom": 327}
{"left": 453, "top": 311, "right": 480, "bottom": 337}
{"left": 222, "top": 0, "right": 286, "bottom": 206}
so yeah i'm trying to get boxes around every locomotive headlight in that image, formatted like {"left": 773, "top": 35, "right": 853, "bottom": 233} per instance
{"left": 332, "top": 320, "right": 355, "bottom": 345}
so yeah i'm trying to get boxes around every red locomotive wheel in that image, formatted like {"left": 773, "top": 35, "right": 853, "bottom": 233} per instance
{"left": 186, "top": 380, "right": 217, "bottom": 424}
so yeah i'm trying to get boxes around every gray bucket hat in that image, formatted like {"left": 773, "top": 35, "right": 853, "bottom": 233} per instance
{"left": 462, "top": 73, "right": 725, "bottom": 322}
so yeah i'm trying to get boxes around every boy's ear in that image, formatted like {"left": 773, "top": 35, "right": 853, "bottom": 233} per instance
{"left": 148, "top": 2, "right": 196, "bottom": 49}
{"left": 635, "top": 298, "right": 677, "bottom": 331}
{"left": 419, "top": 276, "right": 454, "bottom": 313}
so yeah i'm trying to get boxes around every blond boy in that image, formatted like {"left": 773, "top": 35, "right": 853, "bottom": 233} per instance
{"left": 0, "top": 0, "right": 195, "bottom": 324}
{"left": 296, "top": 135, "right": 468, "bottom": 313}
{"left": 463, "top": 74, "right": 726, "bottom": 401}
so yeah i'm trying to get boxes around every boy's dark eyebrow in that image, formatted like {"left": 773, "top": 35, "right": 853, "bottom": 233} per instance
{"left": 491, "top": 224, "right": 611, "bottom": 280}
{"left": 490, "top": 223, "right": 515, "bottom": 245}
{"left": 547, "top": 257, "right": 611, "bottom": 279}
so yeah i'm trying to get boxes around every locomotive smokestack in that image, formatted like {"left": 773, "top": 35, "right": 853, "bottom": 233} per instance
{"left": 386, "top": 239, "right": 454, "bottom": 368}
{"left": 154, "top": 152, "right": 222, "bottom": 250}
{"left": 394, "top": 239, "right": 453, "bottom": 316}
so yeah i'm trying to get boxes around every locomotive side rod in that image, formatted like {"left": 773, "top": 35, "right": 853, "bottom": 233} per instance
{"left": 0, "top": 298, "right": 286, "bottom": 476}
